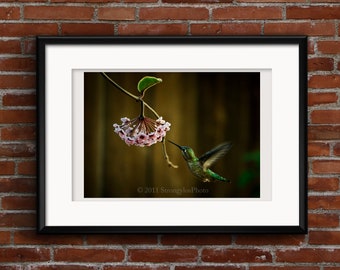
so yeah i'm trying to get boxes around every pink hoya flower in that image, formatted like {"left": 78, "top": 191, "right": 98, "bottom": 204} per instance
{"left": 113, "top": 116, "right": 171, "bottom": 147}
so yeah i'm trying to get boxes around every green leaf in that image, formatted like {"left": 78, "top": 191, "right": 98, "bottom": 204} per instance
{"left": 137, "top": 76, "right": 162, "bottom": 93}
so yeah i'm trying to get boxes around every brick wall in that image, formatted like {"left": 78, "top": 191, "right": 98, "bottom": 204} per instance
{"left": 0, "top": 0, "right": 339, "bottom": 269}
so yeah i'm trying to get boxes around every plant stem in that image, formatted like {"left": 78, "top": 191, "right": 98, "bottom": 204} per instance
{"left": 162, "top": 140, "right": 178, "bottom": 168}
{"left": 143, "top": 101, "right": 160, "bottom": 119}
{"left": 101, "top": 72, "right": 160, "bottom": 119}
{"left": 101, "top": 72, "right": 139, "bottom": 100}
{"left": 140, "top": 100, "right": 145, "bottom": 117}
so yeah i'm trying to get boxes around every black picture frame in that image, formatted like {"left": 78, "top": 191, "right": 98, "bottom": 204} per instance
{"left": 37, "top": 36, "right": 307, "bottom": 234}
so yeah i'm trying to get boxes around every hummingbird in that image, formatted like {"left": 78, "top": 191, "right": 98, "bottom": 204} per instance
{"left": 168, "top": 140, "right": 232, "bottom": 183}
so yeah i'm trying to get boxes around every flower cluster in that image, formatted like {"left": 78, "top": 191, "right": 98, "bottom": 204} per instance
{"left": 113, "top": 116, "right": 171, "bottom": 147}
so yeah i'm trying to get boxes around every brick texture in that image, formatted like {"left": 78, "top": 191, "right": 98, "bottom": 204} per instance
{"left": 0, "top": 1, "right": 339, "bottom": 269}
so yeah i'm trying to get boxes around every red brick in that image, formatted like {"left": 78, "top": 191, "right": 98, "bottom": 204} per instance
{"left": 308, "top": 177, "right": 339, "bottom": 191}
{"left": 0, "top": 75, "right": 35, "bottom": 89}
{"left": 309, "top": 231, "right": 340, "bottom": 245}
{"left": 0, "top": 40, "right": 21, "bottom": 54}
{"left": 0, "top": 213, "right": 36, "bottom": 227}
{"left": 118, "top": 24, "right": 187, "bottom": 35}
{"left": 2, "top": 0, "right": 47, "bottom": 2}
{"left": 308, "top": 39, "right": 315, "bottom": 54}
{"left": 23, "top": 39, "right": 36, "bottom": 54}
{"left": 308, "top": 57, "right": 334, "bottom": 71}
{"left": 123, "top": 0, "right": 157, "bottom": 2}
{"left": 24, "top": 6, "right": 94, "bottom": 20}
{"left": 3, "top": 93, "right": 36, "bottom": 106}
{"left": 309, "top": 195, "right": 340, "bottom": 210}
{"left": 17, "top": 163, "right": 36, "bottom": 177}
{"left": 309, "top": 213, "right": 339, "bottom": 228}
{"left": 0, "top": 110, "right": 36, "bottom": 123}
{"left": 311, "top": 110, "right": 340, "bottom": 124}
{"left": 308, "top": 142, "right": 330, "bottom": 156}
{"left": 277, "top": 248, "right": 340, "bottom": 263}
{"left": 163, "top": 0, "right": 232, "bottom": 2}
{"left": 1, "top": 126, "right": 36, "bottom": 140}
{"left": 0, "top": 231, "right": 11, "bottom": 244}
{"left": 19, "top": 159, "right": 35, "bottom": 176}
{"left": 140, "top": 7, "right": 209, "bottom": 20}
{"left": 0, "top": 178, "right": 36, "bottom": 193}
{"left": 0, "top": 143, "right": 35, "bottom": 157}
{"left": 122, "top": 0, "right": 157, "bottom": 2}
{"left": 334, "top": 143, "right": 340, "bottom": 156}
{"left": 54, "top": 248, "right": 125, "bottom": 262}
{"left": 86, "top": 234, "right": 158, "bottom": 245}
{"left": 28, "top": 266, "right": 98, "bottom": 270}
{"left": 52, "top": 0, "right": 117, "bottom": 2}
{"left": 235, "top": 235, "right": 305, "bottom": 245}
{"left": 161, "top": 234, "right": 231, "bottom": 245}
{"left": 313, "top": 160, "right": 340, "bottom": 174}
{"left": 0, "top": 58, "right": 35, "bottom": 72}
{"left": 249, "top": 267, "right": 319, "bottom": 270}
{"left": 0, "top": 7, "right": 20, "bottom": 20}
{"left": 318, "top": 41, "right": 340, "bottom": 54}
{"left": 176, "top": 267, "right": 245, "bottom": 270}
{"left": 308, "top": 92, "right": 337, "bottom": 106}
{"left": 128, "top": 249, "right": 198, "bottom": 263}
{"left": 17, "top": 161, "right": 36, "bottom": 175}
{"left": 309, "top": 125, "right": 340, "bottom": 140}
{"left": 98, "top": 7, "right": 135, "bottom": 20}
{"left": 0, "top": 248, "right": 50, "bottom": 262}
{"left": 14, "top": 230, "right": 83, "bottom": 245}
{"left": 61, "top": 23, "right": 114, "bottom": 35}
{"left": 0, "top": 161, "right": 15, "bottom": 175}
{"left": 309, "top": 75, "right": 340, "bottom": 89}
{"left": 0, "top": 23, "right": 58, "bottom": 36}
{"left": 239, "top": 0, "right": 306, "bottom": 2}
{"left": 2, "top": 196, "right": 36, "bottom": 210}
{"left": 191, "top": 23, "right": 262, "bottom": 35}
{"left": 264, "top": 22, "right": 335, "bottom": 36}
{"left": 201, "top": 248, "right": 272, "bottom": 263}
{"left": 325, "top": 268, "right": 340, "bottom": 270}
{"left": 104, "top": 267, "right": 169, "bottom": 270}
{"left": 213, "top": 6, "right": 282, "bottom": 20}
{"left": 287, "top": 6, "right": 340, "bottom": 19}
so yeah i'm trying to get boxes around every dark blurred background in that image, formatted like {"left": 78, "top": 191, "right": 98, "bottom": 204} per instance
{"left": 84, "top": 72, "right": 260, "bottom": 198}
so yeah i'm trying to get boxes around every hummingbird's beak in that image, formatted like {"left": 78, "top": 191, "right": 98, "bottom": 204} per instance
{"left": 168, "top": 140, "right": 184, "bottom": 150}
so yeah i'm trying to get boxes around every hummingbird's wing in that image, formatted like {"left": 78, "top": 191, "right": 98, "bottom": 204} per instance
{"left": 199, "top": 142, "right": 233, "bottom": 171}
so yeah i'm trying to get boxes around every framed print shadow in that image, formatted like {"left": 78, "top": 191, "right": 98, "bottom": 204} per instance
{"left": 37, "top": 36, "right": 307, "bottom": 233}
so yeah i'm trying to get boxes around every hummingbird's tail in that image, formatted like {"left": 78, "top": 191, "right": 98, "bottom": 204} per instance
{"left": 207, "top": 169, "right": 231, "bottom": 183}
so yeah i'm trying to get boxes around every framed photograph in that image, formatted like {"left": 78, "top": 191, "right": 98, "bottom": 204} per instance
{"left": 37, "top": 36, "right": 307, "bottom": 233}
